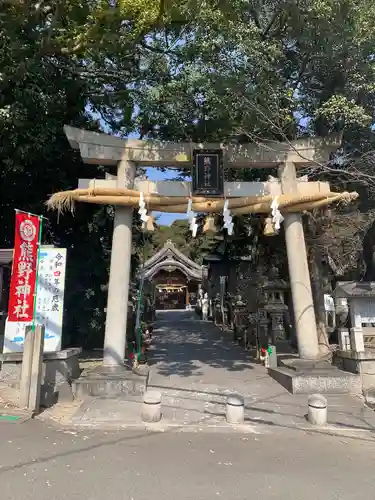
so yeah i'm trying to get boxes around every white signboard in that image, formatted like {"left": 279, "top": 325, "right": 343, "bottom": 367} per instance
{"left": 4, "top": 247, "right": 67, "bottom": 353}
{"left": 35, "top": 247, "right": 67, "bottom": 352}
{"left": 356, "top": 299, "right": 375, "bottom": 324}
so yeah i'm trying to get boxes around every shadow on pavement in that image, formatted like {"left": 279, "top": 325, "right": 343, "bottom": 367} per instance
{"left": 149, "top": 310, "right": 257, "bottom": 379}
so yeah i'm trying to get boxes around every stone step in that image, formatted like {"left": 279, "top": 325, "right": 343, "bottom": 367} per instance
{"left": 268, "top": 366, "right": 362, "bottom": 395}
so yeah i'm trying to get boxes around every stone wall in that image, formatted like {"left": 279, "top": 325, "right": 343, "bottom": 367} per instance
{"left": 335, "top": 349, "right": 375, "bottom": 392}
{"left": 0, "top": 348, "right": 81, "bottom": 407}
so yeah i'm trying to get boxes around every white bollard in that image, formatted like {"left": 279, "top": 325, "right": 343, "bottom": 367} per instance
{"left": 226, "top": 394, "right": 245, "bottom": 424}
{"left": 307, "top": 394, "right": 328, "bottom": 426}
{"left": 142, "top": 390, "right": 162, "bottom": 423}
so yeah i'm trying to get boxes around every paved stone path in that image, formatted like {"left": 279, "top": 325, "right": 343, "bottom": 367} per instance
{"left": 149, "top": 310, "right": 260, "bottom": 393}
{"left": 25, "top": 310, "right": 375, "bottom": 435}
{"left": 145, "top": 310, "right": 375, "bottom": 433}
{"left": 146, "top": 309, "right": 269, "bottom": 428}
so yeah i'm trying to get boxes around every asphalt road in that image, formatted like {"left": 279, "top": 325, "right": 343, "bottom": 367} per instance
{"left": 0, "top": 419, "right": 374, "bottom": 500}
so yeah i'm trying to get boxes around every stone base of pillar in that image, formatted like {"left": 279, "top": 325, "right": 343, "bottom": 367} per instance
{"left": 268, "top": 356, "right": 362, "bottom": 395}
{"left": 73, "top": 364, "right": 149, "bottom": 399}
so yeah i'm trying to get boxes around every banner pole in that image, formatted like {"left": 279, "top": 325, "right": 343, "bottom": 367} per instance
{"left": 31, "top": 216, "right": 43, "bottom": 334}
{"left": 15, "top": 208, "right": 48, "bottom": 221}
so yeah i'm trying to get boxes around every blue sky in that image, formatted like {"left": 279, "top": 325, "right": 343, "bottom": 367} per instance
{"left": 146, "top": 168, "right": 188, "bottom": 226}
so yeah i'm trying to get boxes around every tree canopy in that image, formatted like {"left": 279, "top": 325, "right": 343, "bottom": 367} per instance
{"left": 1, "top": 0, "right": 375, "bottom": 347}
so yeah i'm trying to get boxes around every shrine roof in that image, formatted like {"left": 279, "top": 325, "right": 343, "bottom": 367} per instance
{"left": 140, "top": 241, "right": 202, "bottom": 281}
{"left": 333, "top": 281, "right": 375, "bottom": 298}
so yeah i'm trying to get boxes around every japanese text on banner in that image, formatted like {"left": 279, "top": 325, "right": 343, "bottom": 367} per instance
{"left": 8, "top": 212, "right": 40, "bottom": 322}
{"left": 35, "top": 248, "right": 67, "bottom": 352}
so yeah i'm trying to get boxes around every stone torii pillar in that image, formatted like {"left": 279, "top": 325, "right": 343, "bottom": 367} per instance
{"left": 63, "top": 127, "right": 137, "bottom": 369}
{"left": 278, "top": 162, "right": 319, "bottom": 359}
{"left": 103, "top": 158, "right": 135, "bottom": 367}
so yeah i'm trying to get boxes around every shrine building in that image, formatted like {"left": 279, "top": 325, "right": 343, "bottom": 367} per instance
{"left": 140, "top": 240, "right": 202, "bottom": 310}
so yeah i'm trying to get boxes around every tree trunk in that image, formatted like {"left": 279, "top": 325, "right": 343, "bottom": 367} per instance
{"left": 308, "top": 246, "right": 330, "bottom": 356}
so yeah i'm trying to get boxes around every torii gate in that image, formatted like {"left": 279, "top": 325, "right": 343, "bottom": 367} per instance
{"left": 50, "top": 126, "right": 356, "bottom": 368}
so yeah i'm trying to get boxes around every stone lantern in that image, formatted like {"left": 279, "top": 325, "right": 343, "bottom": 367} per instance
{"left": 258, "top": 266, "right": 288, "bottom": 345}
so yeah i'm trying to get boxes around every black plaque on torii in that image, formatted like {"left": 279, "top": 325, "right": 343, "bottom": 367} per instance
{"left": 192, "top": 149, "right": 224, "bottom": 196}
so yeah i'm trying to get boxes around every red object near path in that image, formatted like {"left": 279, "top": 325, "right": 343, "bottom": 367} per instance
{"left": 7, "top": 212, "right": 40, "bottom": 322}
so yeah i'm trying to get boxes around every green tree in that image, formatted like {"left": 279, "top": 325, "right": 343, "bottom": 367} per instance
{"left": 134, "top": 0, "right": 375, "bottom": 352}
{"left": 2, "top": 0, "right": 375, "bottom": 352}
{"left": 0, "top": 1, "right": 153, "bottom": 347}
{"left": 142, "top": 218, "right": 217, "bottom": 264}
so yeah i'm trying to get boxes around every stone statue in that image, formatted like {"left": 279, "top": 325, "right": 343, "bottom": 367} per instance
{"left": 197, "top": 287, "right": 203, "bottom": 309}
{"left": 235, "top": 294, "right": 245, "bottom": 307}
{"left": 202, "top": 293, "right": 209, "bottom": 321}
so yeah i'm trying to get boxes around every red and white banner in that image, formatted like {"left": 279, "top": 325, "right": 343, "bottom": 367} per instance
{"left": 8, "top": 212, "right": 40, "bottom": 322}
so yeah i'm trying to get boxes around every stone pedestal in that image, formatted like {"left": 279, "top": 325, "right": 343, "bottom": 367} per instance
{"left": 268, "top": 356, "right": 361, "bottom": 394}
{"left": 334, "top": 349, "right": 375, "bottom": 393}
{"left": 73, "top": 364, "right": 149, "bottom": 399}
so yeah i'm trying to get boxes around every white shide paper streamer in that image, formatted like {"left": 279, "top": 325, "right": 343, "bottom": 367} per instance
{"left": 223, "top": 199, "right": 234, "bottom": 235}
{"left": 271, "top": 196, "right": 284, "bottom": 231}
{"left": 138, "top": 192, "right": 149, "bottom": 228}
{"left": 187, "top": 198, "right": 198, "bottom": 237}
